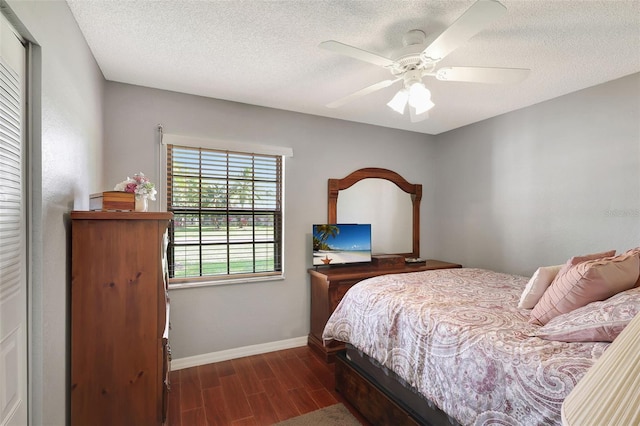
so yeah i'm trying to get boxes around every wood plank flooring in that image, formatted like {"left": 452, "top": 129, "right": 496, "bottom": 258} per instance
{"left": 169, "top": 345, "right": 370, "bottom": 426}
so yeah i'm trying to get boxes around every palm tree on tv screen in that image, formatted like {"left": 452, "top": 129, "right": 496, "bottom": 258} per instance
{"left": 313, "top": 224, "right": 340, "bottom": 251}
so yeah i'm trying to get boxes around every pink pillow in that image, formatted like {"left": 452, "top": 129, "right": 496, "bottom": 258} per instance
{"left": 624, "top": 247, "right": 640, "bottom": 287}
{"left": 555, "top": 250, "right": 616, "bottom": 277}
{"left": 530, "top": 252, "right": 640, "bottom": 325}
{"left": 568, "top": 249, "right": 617, "bottom": 264}
{"left": 534, "top": 287, "right": 640, "bottom": 342}
{"left": 518, "top": 265, "right": 563, "bottom": 309}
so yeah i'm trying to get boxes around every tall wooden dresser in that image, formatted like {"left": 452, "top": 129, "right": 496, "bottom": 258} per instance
{"left": 70, "top": 211, "right": 173, "bottom": 426}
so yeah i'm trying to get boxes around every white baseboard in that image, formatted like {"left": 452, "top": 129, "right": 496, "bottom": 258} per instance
{"left": 170, "top": 336, "right": 308, "bottom": 370}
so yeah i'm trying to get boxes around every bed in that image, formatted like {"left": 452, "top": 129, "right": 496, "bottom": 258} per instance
{"left": 323, "top": 265, "right": 640, "bottom": 426}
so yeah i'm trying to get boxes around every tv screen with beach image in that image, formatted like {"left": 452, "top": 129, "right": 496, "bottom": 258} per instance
{"left": 312, "top": 224, "right": 372, "bottom": 266}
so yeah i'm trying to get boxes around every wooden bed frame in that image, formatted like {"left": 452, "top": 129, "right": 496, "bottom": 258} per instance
{"left": 335, "top": 347, "right": 459, "bottom": 426}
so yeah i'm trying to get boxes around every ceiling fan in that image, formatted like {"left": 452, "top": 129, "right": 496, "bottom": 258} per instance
{"left": 320, "top": 0, "right": 530, "bottom": 122}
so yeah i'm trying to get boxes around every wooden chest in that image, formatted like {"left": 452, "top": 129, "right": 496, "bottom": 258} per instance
{"left": 89, "top": 191, "right": 135, "bottom": 211}
{"left": 371, "top": 254, "right": 405, "bottom": 269}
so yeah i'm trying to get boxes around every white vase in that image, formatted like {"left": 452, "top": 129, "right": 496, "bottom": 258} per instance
{"left": 135, "top": 197, "right": 148, "bottom": 212}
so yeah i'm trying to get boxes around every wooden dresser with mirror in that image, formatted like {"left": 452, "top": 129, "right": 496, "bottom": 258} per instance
{"left": 308, "top": 168, "right": 461, "bottom": 362}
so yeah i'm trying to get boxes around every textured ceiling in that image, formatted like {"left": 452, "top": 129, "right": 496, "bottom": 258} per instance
{"left": 66, "top": 0, "right": 640, "bottom": 135}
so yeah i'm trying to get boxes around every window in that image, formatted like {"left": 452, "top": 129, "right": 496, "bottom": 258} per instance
{"left": 166, "top": 144, "right": 285, "bottom": 285}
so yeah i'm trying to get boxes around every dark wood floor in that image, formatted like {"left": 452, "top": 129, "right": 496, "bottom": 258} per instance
{"left": 168, "top": 345, "right": 370, "bottom": 425}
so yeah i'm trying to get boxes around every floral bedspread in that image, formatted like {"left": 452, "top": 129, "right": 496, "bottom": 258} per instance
{"left": 323, "top": 268, "right": 608, "bottom": 426}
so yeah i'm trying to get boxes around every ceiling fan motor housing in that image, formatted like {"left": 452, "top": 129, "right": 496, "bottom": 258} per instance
{"left": 403, "top": 69, "right": 425, "bottom": 89}
{"left": 391, "top": 29, "right": 438, "bottom": 76}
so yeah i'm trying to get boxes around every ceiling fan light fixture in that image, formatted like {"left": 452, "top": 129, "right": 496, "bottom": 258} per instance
{"left": 412, "top": 98, "right": 435, "bottom": 115}
{"left": 410, "top": 106, "right": 429, "bottom": 122}
{"left": 387, "top": 89, "right": 409, "bottom": 114}
{"left": 408, "top": 82, "right": 434, "bottom": 114}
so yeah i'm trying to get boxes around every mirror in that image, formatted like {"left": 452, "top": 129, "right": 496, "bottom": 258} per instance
{"left": 338, "top": 179, "right": 412, "bottom": 254}
{"left": 328, "top": 168, "right": 421, "bottom": 258}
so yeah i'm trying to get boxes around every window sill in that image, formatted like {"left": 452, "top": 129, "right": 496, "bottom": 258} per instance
{"left": 168, "top": 274, "right": 285, "bottom": 290}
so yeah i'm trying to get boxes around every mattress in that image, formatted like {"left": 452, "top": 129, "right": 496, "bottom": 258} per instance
{"left": 323, "top": 268, "right": 608, "bottom": 425}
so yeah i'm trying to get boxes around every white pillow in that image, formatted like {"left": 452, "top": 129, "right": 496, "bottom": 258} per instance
{"left": 518, "top": 265, "right": 563, "bottom": 309}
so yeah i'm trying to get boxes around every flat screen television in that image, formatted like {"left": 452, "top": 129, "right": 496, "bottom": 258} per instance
{"left": 312, "top": 223, "right": 372, "bottom": 266}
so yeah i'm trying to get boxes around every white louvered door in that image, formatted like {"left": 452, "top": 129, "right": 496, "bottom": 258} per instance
{"left": 0, "top": 14, "right": 27, "bottom": 426}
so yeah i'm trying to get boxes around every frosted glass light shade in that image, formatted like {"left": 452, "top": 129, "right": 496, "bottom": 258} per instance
{"left": 409, "top": 106, "right": 429, "bottom": 122}
{"left": 412, "top": 98, "right": 435, "bottom": 115}
{"left": 408, "top": 82, "right": 430, "bottom": 103}
{"left": 387, "top": 89, "right": 408, "bottom": 114}
{"left": 408, "top": 83, "right": 434, "bottom": 114}
{"left": 561, "top": 312, "right": 640, "bottom": 425}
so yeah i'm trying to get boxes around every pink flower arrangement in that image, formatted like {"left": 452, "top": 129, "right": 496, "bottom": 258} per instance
{"left": 114, "top": 172, "right": 157, "bottom": 200}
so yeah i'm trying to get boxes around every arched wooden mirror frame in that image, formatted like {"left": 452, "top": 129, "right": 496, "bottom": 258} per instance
{"left": 328, "top": 168, "right": 421, "bottom": 258}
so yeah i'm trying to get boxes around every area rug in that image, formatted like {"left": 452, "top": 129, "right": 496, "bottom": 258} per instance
{"left": 273, "top": 403, "right": 361, "bottom": 425}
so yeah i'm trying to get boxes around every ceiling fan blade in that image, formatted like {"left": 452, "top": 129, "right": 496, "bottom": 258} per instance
{"left": 327, "top": 78, "right": 401, "bottom": 108}
{"left": 319, "top": 40, "right": 396, "bottom": 68}
{"left": 435, "top": 66, "right": 530, "bottom": 84}
{"left": 421, "top": 0, "right": 507, "bottom": 62}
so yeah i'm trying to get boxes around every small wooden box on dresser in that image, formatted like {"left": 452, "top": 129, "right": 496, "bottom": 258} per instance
{"left": 308, "top": 259, "right": 462, "bottom": 362}
{"left": 70, "top": 211, "right": 173, "bottom": 426}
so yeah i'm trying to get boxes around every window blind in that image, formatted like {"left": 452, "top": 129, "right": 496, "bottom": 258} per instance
{"left": 166, "top": 144, "right": 283, "bottom": 282}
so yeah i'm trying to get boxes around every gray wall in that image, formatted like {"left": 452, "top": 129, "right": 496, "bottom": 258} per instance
{"left": 434, "top": 73, "right": 640, "bottom": 276}
{"left": 6, "top": 1, "right": 105, "bottom": 425}
{"left": 103, "top": 82, "right": 438, "bottom": 359}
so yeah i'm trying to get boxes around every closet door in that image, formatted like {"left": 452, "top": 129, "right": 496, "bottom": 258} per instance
{"left": 0, "top": 14, "right": 27, "bottom": 426}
